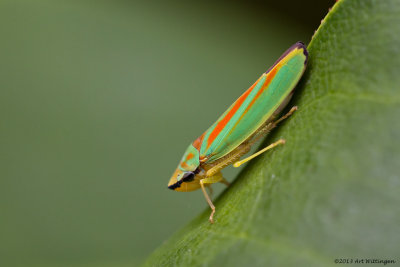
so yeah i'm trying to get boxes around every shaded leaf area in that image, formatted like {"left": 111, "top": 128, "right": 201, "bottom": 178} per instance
{"left": 144, "top": 0, "right": 400, "bottom": 266}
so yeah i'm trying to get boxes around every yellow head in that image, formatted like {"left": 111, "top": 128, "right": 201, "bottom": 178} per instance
{"left": 167, "top": 167, "right": 202, "bottom": 192}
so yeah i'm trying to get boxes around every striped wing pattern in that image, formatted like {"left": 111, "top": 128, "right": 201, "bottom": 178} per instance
{"left": 196, "top": 42, "right": 308, "bottom": 162}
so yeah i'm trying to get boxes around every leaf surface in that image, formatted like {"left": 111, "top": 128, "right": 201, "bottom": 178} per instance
{"left": 144, "top": 0, "right": 400, "bottom": 266}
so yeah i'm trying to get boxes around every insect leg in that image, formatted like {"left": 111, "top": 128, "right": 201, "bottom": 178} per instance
{"left": 233, "top": 139, "right": 285, "bottom": 167}
{"left": 233, "top": 106, "right": 297, "bottom": 167}
{"left": 200, "top": 172, "right": 224, "bottom": 223}
{"left": 205, "top": 144, "right": 251, "bottom": 177}
{"left": 251, "top": 106, "right": 298, "bottom": 144}
{"left": 273, "top": 106, "right": 298, "bottom": 126}
{"left": 206, "top": 185, "right": 213, "bottom": 199}
{"left": 220, "top": 177, "right": 230, "bottom": 187}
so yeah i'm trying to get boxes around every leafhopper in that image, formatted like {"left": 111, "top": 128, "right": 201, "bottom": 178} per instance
{"left": 168, "top": 42, "right": 308, "bottom": 223}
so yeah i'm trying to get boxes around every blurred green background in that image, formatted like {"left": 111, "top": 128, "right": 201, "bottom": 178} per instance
{"left": 0, "top": 0, "right": 333, "bottom": 266}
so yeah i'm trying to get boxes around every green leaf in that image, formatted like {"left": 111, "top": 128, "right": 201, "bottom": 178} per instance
{"left": 143, "top": 0, "right": 400, "bottom": 266}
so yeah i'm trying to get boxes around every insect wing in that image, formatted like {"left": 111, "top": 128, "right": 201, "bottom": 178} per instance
{"left": 199, "top": 42, "right": 308, "bottom": 162}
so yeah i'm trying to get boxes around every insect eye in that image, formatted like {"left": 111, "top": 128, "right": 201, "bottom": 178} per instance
{"left": 182, "top": 171, "right": 195, "bottom": 182}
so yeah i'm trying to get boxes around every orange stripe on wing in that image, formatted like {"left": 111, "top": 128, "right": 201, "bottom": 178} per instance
{"left": 192, "top": 132, "right": 205, "bottom": 151}
{"left": 205, "top": 77, "right": 261, "bottom": 150}
{"left": 192, "top": 132, "right": 208, "bottom": 162}
{"left": 217, "top": 64, "right": 281, "bottom": 141}
{"left": 244, "top": 64, "right": 280, "bottom": 114}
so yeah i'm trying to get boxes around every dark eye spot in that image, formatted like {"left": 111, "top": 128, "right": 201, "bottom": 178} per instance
{"left": 182, "top": 171, "right": 195, "bottom": 182}
{"left": 168, "top": 168, "right": 200, "bottom": 190}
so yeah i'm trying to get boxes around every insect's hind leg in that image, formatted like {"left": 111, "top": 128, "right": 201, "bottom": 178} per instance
{"left": 205, "top": 143, "right": 251, "bottom": 177}
{"left": 250, "top": 106, "right": 298, "bottom": 145}
{"left": 233, "top": 139, "right": 285, "bottom": 167}
{"left": 200, "top": 172, "right": 225, "bottom": 223}
{"left": 273, "top": 106, "right": 298, "bottom": 126}
{"left": 233, "top": 106, "right": 298, "bottom": 167}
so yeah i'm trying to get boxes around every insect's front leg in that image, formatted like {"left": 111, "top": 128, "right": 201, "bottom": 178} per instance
{"left": 199, "top": 172, "right": 225, "bottom": 223}
{"left": 205, "top": 177, "right": 229, "bottom": 199}
{"left": 206, "top": 185, "right": 213, "bottom": 199}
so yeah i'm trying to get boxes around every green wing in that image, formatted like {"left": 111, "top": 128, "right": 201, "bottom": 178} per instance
{"left": 198, "top": 42, "right": 308, "bottom": 162}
